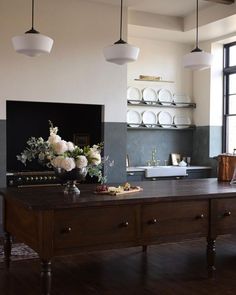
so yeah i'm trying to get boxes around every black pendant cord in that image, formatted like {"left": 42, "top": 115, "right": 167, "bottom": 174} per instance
{"left": 115, "top": 0, "right": 126, "bottom": 44}
{"left": 120, "top": 0, "right": 123, "bottom": 40}
{"left": 25, "top": 0, "right": 39, "bottom": 34}
{"left": 191, "top": 0, "right": 201, "bottom": 52}
{"left": 32, "top": 0, "right": 35, "bottom": 30}
{"left": 196, "top": 0, "right": 199, "bottom": 48}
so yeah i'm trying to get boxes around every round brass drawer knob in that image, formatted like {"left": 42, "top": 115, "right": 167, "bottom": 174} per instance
{"left": 196, "top": 214, "right": 204, "bottom": 219}
{"left": 148, "top": 218, "right": 157, "bottom": 224}
{"left": 224, "top": 211, "right": 231, "bottom": 217}
{"left": 60, "top": 227, "right": 72, "bottom": 234}
{"left": 120, "top": 221, "right": 129, "bottom": 227}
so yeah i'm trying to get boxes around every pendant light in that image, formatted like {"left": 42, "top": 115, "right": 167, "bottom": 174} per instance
{"left": 103, "top": 0, "right": 139, "bottom": 65}
{"left": 12, "top": 0, "right": 53, "bottom": 57}
{"left": 183, "top": 0, "right": 213, "bottom": 70}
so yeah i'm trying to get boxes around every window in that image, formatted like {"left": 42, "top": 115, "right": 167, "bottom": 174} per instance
{"left": 223, "top": 42, "right": 236, "bottom": 153}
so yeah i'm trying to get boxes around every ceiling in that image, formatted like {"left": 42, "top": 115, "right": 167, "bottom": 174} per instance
{"left": 87, "top": 0, "right": 236, "bottom": 44}
{"left": 87, "top": 0, "right": 213, "bottom": 17}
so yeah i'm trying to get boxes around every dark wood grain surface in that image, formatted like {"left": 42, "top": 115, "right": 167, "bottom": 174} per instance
{"left": 1, "top": 178, "right": 236, "bottom": 210}
{"left": 2, "top": 178, "right": 236, "bottom": 295}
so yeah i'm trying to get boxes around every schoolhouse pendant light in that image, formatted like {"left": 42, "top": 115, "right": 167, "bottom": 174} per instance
{"left": 183, "top": 0, "right": 213, "bottom": 70}
{"left": 103, "top": 0, "right": 139, "bottom": 65}
{"left": 12, "top": 0, "right": 53, "bottom": 57}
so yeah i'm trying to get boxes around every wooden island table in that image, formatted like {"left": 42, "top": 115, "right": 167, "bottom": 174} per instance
{"left": 1, "top": 178, "right": 236, "bottom": 295}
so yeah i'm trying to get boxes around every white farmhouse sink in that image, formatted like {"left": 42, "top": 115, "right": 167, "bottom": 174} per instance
{"left": 137, "top": 166, "right": 187, "bottom": 178}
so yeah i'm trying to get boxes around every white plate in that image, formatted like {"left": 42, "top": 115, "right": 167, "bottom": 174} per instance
{"left": 127, "top": 110, "right": 142, "bottom": 127}
{"left": 142, "top": 88, "right": 157, "bottom": 104}
{"left": 173, "top": 94, "right": 191, "bottom": 106}
{"left": 174, "top": 115, "right": 191, "bottom": 129}
{"left": 158, "top": 89, "right": 173, "bottom": 105}
{"left": 158, "top": 111, "right": 173, "bottom": 128}
{"left": 142, "top": 111, "right": 157, "bottom": 127}
{"left": 127, "top": 87, "right": 142, "bottom": 104}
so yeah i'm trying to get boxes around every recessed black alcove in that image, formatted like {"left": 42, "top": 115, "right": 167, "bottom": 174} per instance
{"left": 7, "top": 100, "right": 103, "bottom": 172}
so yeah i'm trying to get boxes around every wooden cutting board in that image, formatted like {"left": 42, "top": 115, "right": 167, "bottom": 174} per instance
{"left": 94, "top": 186, "right": 143, "bottom": 196}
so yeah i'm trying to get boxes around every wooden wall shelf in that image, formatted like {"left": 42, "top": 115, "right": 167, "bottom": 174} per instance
{"left": 134, "top": 79, "right": 174, "bottom": 83}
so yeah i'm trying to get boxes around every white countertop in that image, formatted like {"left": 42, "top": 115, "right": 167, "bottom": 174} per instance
{"left": 127, "top": 166, "right": 212, "bottom": 172}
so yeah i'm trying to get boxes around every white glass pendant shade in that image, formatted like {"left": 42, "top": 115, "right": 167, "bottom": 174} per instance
{"left": 183, "top": 0, "right": 213, "bottom": 71}
{"left": 103, "top": 42, "right": 140, "bottom": 65}
{"left": 183, "top": 50, "right": 213, "bottom": 71}
{"left": 103, "top": 0, "right": 139, "bottom": 65}
{"left": 12, "top": 0, "right": 53, "bottom": 57}
{"left": 12, "top": 33, "right": 54, "bottom": 57}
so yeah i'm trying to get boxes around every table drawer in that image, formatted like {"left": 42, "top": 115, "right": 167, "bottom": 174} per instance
{"left": 141, "top": 200, "right": 208, "bottom": 241}
{"left": 54, "top": 205, "right": 137, "bottom": 249}
{"left": 216, "top": 198, "right": 236, "bottom": 234}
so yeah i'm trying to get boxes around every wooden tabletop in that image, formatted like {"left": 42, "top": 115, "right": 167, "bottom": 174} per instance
{"left": 1, "top": 178, "right": 236, "bottom": 210}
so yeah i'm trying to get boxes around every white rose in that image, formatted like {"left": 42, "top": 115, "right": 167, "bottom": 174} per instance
{"left": 60, "top": 157, "right": 76, "bottom": 171}
{"left": 53, "top": 140, "right": 68, "bottom": 154}
{"left": 48, "top": 134, "right": 61, "bottom": 145}
{"left": 76, "top": 155, "right": 88, "bottom": 169}
{"left": 51, "top": 156, "right": 64, "bottom": 168}
{"left": 88, "top": 149, "right": 101, "bottom": 165}
{"left": 67, "top": 141, "right": 75, "bottom": 152}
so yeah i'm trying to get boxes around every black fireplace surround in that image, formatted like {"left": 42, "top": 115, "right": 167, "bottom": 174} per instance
{"left": 6, "top": 101, "right": 103, "bottom": 186}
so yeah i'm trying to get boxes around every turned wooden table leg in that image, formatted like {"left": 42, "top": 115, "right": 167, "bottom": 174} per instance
{"left": 142, "top": 245, "right": 147, "bottom": 252}
{"left": 4, "top": 232, "right": 12, "bottom": 269}
{"left": 40, "top": 260, "right": 52, "bottom": 295}
{"left": 207, "top": 237, "right": 216, "bottom": 278}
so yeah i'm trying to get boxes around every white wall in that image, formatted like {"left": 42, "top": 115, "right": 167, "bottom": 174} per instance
{"left": 0, "top": 0, "right": 127, "bottom": 123}
{"left": 128, "top": 37, "right": 192, "bottom": 93}
{"left": 193, "top": 41, "right": 224, "bottom": 127}
{"left": 192, "top": 42, "right": 212, "bottom": 127}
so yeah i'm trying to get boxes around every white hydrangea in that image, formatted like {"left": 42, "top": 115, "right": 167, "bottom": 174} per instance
{"left": 76, "top": 155, "right": 88, "bottom": 169}
{"left": 53, "top": 140, "right": 68, "bottom": 155}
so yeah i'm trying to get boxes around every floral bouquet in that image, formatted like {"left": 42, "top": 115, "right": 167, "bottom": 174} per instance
{"left": 17, "top": 121, "right": 109, "bottom": 193}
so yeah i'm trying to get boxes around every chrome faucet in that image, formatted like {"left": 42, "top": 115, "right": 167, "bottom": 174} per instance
{"left": 150, "top": 148, "right": 158, "bottom": 166}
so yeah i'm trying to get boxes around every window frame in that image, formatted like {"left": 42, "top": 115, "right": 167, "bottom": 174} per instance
{"left": 223, "top": 41, "right": 236, "bottom": 153}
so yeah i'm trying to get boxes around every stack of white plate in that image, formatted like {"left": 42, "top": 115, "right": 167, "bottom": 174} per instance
{"left": 158, "top": 88, "right": 173, "bottom": 105}
{"left": 127, "top": 110, "right": 142, "bottom": 127}
{"left": 142, "top": 111, "right": 157, "bottom": 127}
{"left": 142, "top": 87, "right": 157, "bottom": 104}
{"left": 157, "top": 111, "right": 173, "bottom": 128}
{"left": 173, "top": 115, "right": 191, "bottom": 128}
{"left": 127, "top": 87, "right": 142, "bottom": 104}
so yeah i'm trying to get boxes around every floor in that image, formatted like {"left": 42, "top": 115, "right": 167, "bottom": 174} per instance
{"left": 1, "top": 236, "right": 236, "bottom": 295}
